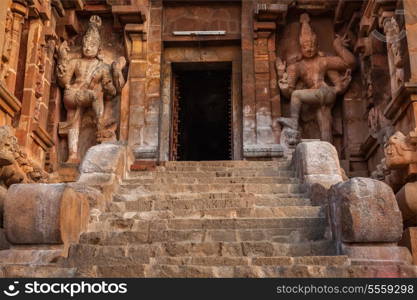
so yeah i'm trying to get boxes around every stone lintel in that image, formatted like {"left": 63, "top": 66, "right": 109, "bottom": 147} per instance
{"left": 383, "top": 82, "right": 417, "bottom": 122}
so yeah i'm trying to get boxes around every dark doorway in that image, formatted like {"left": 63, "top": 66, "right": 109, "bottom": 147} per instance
{"left": 171, "top": 64, "right": 232, "bottom": 161}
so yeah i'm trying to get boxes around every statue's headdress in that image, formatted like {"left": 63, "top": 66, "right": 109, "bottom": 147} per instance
{"left": 83, "top": 15, "right": 102, "bottom": 48}
{"left": 299, "top": 13, "right": 317, "bottom": 47}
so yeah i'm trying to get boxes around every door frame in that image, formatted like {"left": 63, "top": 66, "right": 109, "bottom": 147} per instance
{"left": 158, "top": 45, "right": 242, "bottom": 161}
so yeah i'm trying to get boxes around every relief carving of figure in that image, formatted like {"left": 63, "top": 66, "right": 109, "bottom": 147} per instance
{"left": 384, "top": 17, "right": 404, "bottom": 95}
{"left": 56, "top": 15, "right": 126, "bottom": 164}
{"left": 276, "top": 14, "right": 356, "bottom": 143}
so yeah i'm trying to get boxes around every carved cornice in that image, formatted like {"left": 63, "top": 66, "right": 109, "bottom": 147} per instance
{"left": 384, "top": 82, "right": 417, "bottom": 122}
{"left": 112, "top": 3, "right": 147, "bottom": 29}
{"left": 31, "top": 123, "right": 54, "bottom": 151}
{"left": 0, "top": 83, "right": 21, "bottom": 117}
{"left": 254, "top": 2, "right": 289, "bottom": 23}
{"left": 61, "top": 0, "right": 85, "bottom": 10}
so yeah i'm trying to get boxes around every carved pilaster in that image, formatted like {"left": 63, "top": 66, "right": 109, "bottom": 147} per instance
{"left": 243, "top": 1, "right": 288, "bottom": 159}
{"left": 125, "top": 24, "right": 151, "bottom": 158}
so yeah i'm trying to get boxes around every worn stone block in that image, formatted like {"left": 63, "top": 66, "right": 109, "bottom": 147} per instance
{"left": 329, "top": 177, "right": 403, "bottom": 243}
{"left": 4, "top": 184, "right": 89, "bottom": 245}
{"left": 399, "top": 227, "right": 417, "bottom": 265}
{"left": 294, "top": 141, "right": 343, "bottom": 189}
{"left": 396, "top": 182, "right": 417, "bottom": 226}
{"left": 80, "top": 143, "right": 125, "bottom": 174}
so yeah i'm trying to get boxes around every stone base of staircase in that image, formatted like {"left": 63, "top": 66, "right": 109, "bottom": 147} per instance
{"left": 0, "top": 160, "right": 416, "bottom": 278}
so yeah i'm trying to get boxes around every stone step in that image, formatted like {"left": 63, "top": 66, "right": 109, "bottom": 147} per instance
{"left": 162, "top": 161, "right": 288, "bottom": 167}
{"left": 150, "top": 255, "right": 349, "bottom": 267}
{"left": 154, "top": 167, "right": 292, "bottom": 174}
{"left": 80, "top": 226, "right": 327, "bottom": 245}
{"left": 118, "top": 183, "right": 306, "bottom": 194}
{"left": 145, "top": 264, "right": 348, "bottom": 278}
{"left": 113, "top": 192, "right": 309, "bottom": 203}
{"left": 74, "top": 263, "right": 417, "bottom": 278}
{"left": 109, "top": 197, "right": 312, "bottom": 213}
{"left": 145, "top": 263, "right": 417, "bottom": 278}
{"left": 99, "top": 206, "right": 324, "bottom": 220}
{"left": 128, "top": 170, "right": 295, "bottom": 178}
{"left": 63, "top": 240, "right": 337, "bottom": 267}
{"left": 88, "top": 217, "right": 327, "bottom": 232}
{"left": 123, "top": 176, "right": 299, "bottom": 185}
{"left": 0, "top": 249, "right": 63, "bottom": 265}
{"left": 158, "top": 161, "right": 291, "bottom": 170}
{"left": 0, "top": 265, "right": 76, "bottom": 278}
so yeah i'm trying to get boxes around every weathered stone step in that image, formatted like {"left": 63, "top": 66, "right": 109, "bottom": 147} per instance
{"left": 109, "top": 197, "right": 312, "bottom": 212}
{"left": 123, "top": 176, "right": 299, "bottom": 185}
{"left": 146, "top": 263, "right": 417, "bottom": 278}
{"left": 162, "top": 161, "right": 288, "bottom": 167}
{"left": 88, "top": 217, "right": 326, "bottom": 232}
{"left": 145, "top": 264, "right": 348, "bottom": 278}
{"left": 118, "top": 183, "right": 306, "bottom": 194}
{"left": 63, "top": 240, "right": 337, "bottom": 267}
{"left": 99, "top": 206, "right": 323, "bottom": 221}
{"left": 150, "top": 255, "right": 349, "bottom": 267}
{"left": 155, "top": 166, "right": 292, "bottom": 173}
{"left": 0, "top": 249, "right": 63, "bottom": 265}
{"left": 113, "top": 192, "right": 309, "bottom": 203}
{"left": 80, "top": 226, "right": 327, "bottom": 245}
{"left": 159, "top": 160, "right": 290, "bottom": 168}
{"left": 0, "top": 265, "right": 76, "bottom": 278}
{"left": 128, "top": 170, "right": 295, "bottom": 178}
{"left": 74, "top": 263, "right": 417, "bottom": 278}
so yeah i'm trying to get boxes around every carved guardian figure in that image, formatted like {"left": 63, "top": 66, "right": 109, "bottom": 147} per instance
{"left": 384, "top": 131, "right": 417, "bottom": 169}
{"left": 56, "top": 15, "right": 126, "bottom": 164}
{"left": 276, "top": 13, "right": 356, "bottom": 144}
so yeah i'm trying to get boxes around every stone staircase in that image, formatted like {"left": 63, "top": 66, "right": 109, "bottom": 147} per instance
{"left": 0, "top": 159, "right": 416, "bottom": 277}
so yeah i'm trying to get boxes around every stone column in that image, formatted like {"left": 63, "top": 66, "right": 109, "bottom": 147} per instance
{"left": 142, "top": 0, "right": 162, "bottom": 160}
{"left": 2, "top": 1, "right": 27, "bottom": 94}
{"left": 404, "top": 0, "right": 417, "bottom": 83}
{"left": 241, "top": 0, "right": 257, "bottom": 154}
{"left": 242, "top": 2, "right": 287, "bottom": 159}
{"left": 15, "top": 0, "right": 55, "bottom": 166}
{"left": 126, "top": 24, "right": 149, "bottom": 158}
{"left": 0, "top": 0, "right": 12, "bottom": 59}
{"left": 253, "top": 22, "right": 277, "bottom": 145}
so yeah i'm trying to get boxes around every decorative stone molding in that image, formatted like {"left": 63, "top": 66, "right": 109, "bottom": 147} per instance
{"left": 0, "top": 83, "right": 21, "bottom": 118}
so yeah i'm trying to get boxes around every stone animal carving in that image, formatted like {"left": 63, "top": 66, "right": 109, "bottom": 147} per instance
{"left": 56, "top": 15, "right": 126, "bottom": 164}
{"left": 276, "top": 13, "right": 356, "bottom": 144}
{"left": 384, "top": 131, "right": 417, "bottom": 169}
{"left": 0, "top": 126, "right": 48, "bottom": 187}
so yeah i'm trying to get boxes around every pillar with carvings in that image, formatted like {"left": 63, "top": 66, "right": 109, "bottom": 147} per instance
{"left": 243, "top": 2, "right": 288, "bottom": 159}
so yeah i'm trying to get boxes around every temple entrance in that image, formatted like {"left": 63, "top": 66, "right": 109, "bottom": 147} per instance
{"left": 170, "top": 63, "right": 232, "bottom": 161}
